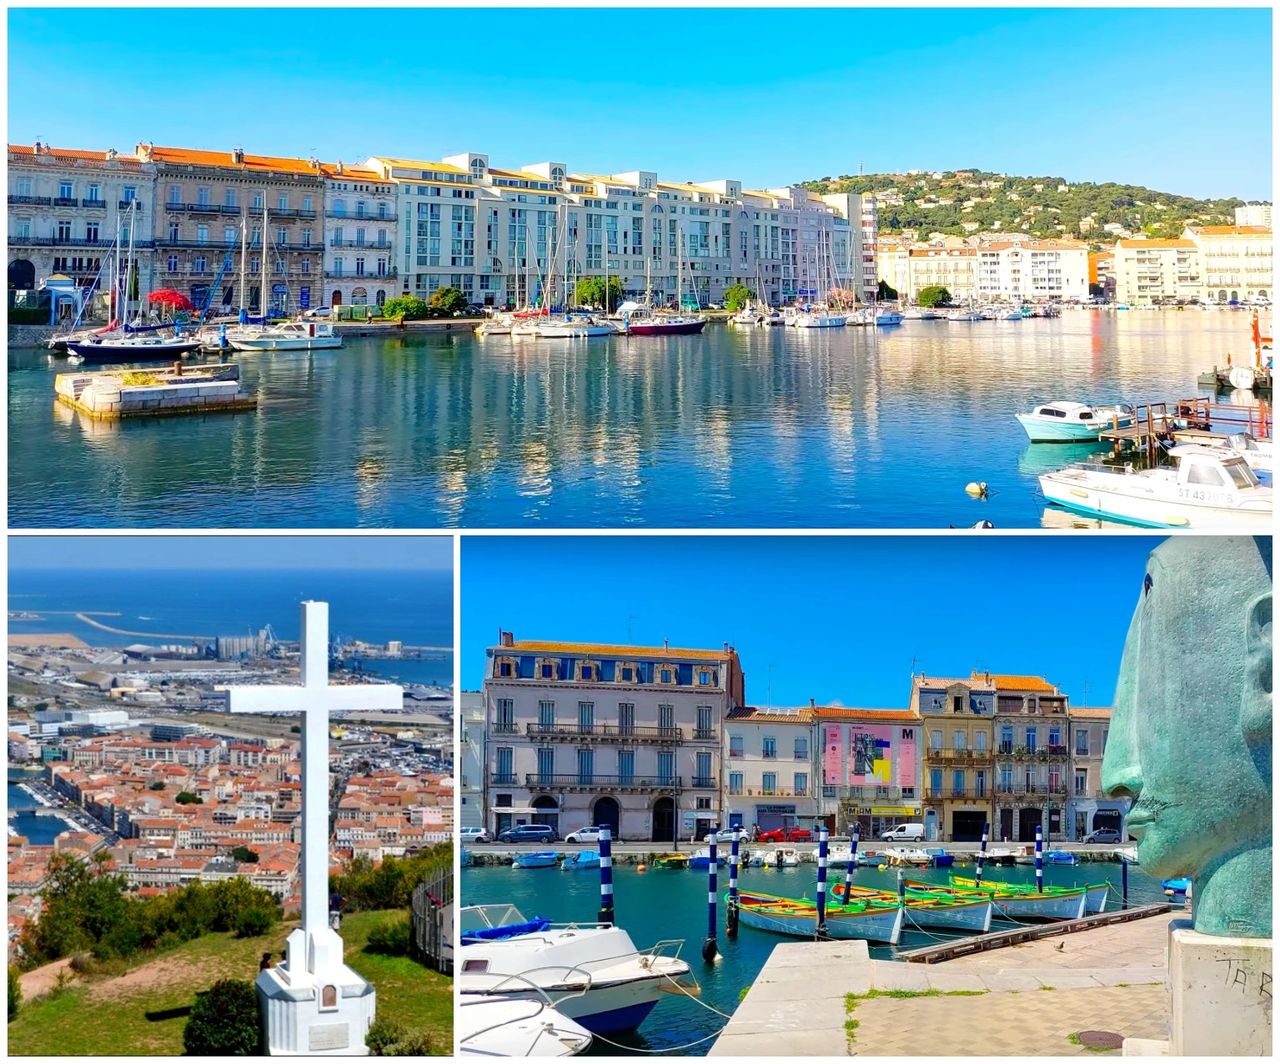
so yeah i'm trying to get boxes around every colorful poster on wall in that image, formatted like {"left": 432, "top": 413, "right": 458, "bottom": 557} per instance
{"left": 899, "top": 727, "right": 916, "bottom": 792}
{"left": 848, "top": 725, "right": 895, "bottom": 785}
{"left": 824, "top": 724, "right": 842, "bottom": 784}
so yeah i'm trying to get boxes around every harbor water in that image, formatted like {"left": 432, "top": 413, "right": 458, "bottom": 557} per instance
{"left": 8, "top": 312, "right": 1259, "bottom": 529}
{"left": 461, "top": 857, "right": 1167, "bottom": 1055}
{"left": 7, "top": 767, "right": 71, "bottom": 845}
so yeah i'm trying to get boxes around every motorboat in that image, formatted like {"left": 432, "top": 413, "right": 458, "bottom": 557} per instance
{"left": 532, "top": 314, "right": 615, "bottom": 338}
{"left": 729, "top": 305, "right": 764, "bottom": 326}
{"left": 1044, "top": 850, "right": 1080, "bottom": 865}
{"left": 1016, "top": 401, "right": 1135, "bottom": 442}
{"left": 476, "top": 316, "right": 514, "bottom": 337}
{"left": 975, "top": 847, "right": 1018, "bottom": 864}
{"left": 227, "top": 320, "right": 343, "bottom": 351}
{"left": 459, "top": 995, "right": 593, "bottom": 1057}
{"left": 512, "top": 852, "right": 561, "bottom": 869}
{"left": 1039, "top": 445, "right": 1272, "bottom": 529}
{"left": 941, "top": 876, "right": 1092, "bottom": 920}
{"left": 883, "top": 847, "right": 933, "bottom": 867}
{"left": 650, "top": 853, "right": 690, "bottom": 869}
{"left": 949, "top": 310, "right": 983, "bottom": 322}
{"left": 734, "top": 889, "right": 903, "bottom": 944}
{"left": 687, "top": 847, "right": 725, "bottom": 870}
{"left": 66, "top": 334, "right": 204, "bottom": 363}
{"left": 923, "top": 847, "right": 955, "bottom": 868}
{"left": 1113, "top": 846, "right": 1139, "bottom": 864}
{"left": 834, "top": 882, "right": 993, "bottom": 933}
{"left": 561, "top": 851, "right": 601, "bottom": 872}
{"left": 1171, "top": 431, "right": 1272, "bottom": 474}
{"left": 459, "top": 903, "right": 697, "bottom": 1035}
{"left": 793, "top": 310, "right": 847, "bottom": 328}
{"left": 622, "top": 312, "right": 706, "bottom": 336}
{"left": 1002, "top": 310, "right": 1025, "bottom": 321}
{"left": 873, "top": 310, "right": 904, "bottom": 326}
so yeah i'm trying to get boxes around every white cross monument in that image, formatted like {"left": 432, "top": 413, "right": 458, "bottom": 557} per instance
{"left": 219, "top": 601, "right": 403, "bottom": 1056}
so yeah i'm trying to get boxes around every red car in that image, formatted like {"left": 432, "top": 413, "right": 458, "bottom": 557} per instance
{"left": 757, "top": 826, "right": 813, "bottom": 843}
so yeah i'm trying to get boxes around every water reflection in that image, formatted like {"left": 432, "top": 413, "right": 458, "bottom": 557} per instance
{"left": 9, "top": 312, "right": 1259, "bottom": 529}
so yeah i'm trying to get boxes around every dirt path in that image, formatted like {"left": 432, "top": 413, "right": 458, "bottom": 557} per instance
{"left": 19, "top": 957, "right": 79, "bottom": 998}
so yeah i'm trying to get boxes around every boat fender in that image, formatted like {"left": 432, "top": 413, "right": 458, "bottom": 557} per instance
{"left": 973, "top": 520, "right": 994, "bottom": 529}
{"left": 637, "top": 863, "right": 646, "bottom": 872}
{"left": 726, "top": 900, "right": 739, "bottom": 938}
{"left": 965, "top": 481, "right": 988, "bottom": 497}
{"left": 702, "top": 934, "right": 719, "bottom": 962}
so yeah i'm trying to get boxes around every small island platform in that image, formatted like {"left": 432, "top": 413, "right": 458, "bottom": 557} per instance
{"left": 53, "top": 363, "right": 256, "bottom": 420}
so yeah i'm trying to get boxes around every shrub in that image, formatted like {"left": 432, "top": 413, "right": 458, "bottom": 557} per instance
{"left": 232, "top": 906, "right": 274, "bottom": 939}
{"left": 428, "top": 287, "right": 467, "bottom": 315}
{"left": 381, "top": 296, "right": 431, "bottom": 321}
{"left": 364, "top": 915, "right": 411, "bottom": 957}
{"left": 148, "top": 781, "right": 166, "bottom": 791}
{"left": 366, "top": 1019, "right": 431, "bottom": 1056}
{"left": 183, "top": 979, "right": 261, "bottom": 1056}
{"left": 8, "top": 965, "right": 20, "bottom": 1021}
{"left": 175, "top": 791, "right": 202, "bottom": 805}
{"left": 723, "top": 283, "right": 754, "bottom": 312}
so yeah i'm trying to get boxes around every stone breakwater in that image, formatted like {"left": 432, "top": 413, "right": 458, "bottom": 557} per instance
{"left": 54, "top": 364, "right": 256, "bottom": 420}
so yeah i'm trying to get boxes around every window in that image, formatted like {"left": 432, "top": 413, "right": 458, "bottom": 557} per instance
{"left": 56, "top": 220, "right": 71, "bottom": 241}
{"left": 618, "top": 702, "right": 634, "bottom": 735}
{"left": 86, "top": 183, "right": 101, "bottom": 203}
{"left": 698, "top": 669, "right": 711, "bottom": 686}
{"left": 953, "top": 731, "right": 967, "bottom": 751}
{"left": 303, "top": 196, "right": 313, "bottom": 212}
{"left": 167, "top": 255, "right": 178, "bottom": 272}
{"left": 929, "top": 767, "right": 943, "bottom": 794}
{"left": 577, "top": 748, "right": 594, "bottom": 785}
{"left": 762, "top": 736, "right": 777, "bottom": 759}
{"left": 1048, "top": 726, "right": 1061, "bottom": 748}
{"left": 658, "top": 704, "right": 674, "bottom": 734}
{"left": 57, "top": 180, "right": 73, "bottom": 200}
{"left": 794, "top": 736, "right": 808, "bottom": 760}
{"left": 658, "top": 667, "right": 674, "bottom": 684}
{"left": 224, "top": 226, "right": 237, "bottom": 243}
{"left": 1186, "top": 463, "right": 1227, "bottom": 487}
{"left": 536, "top": 747, "right": 554, "bottom": 785}
{"left": 930, "top": 729, "right": 942, "bottom": 752}
{"left": 497, "top": 659, "right": 513, "bottom": 678}
{"left": 1075, "top": 770, "right": 1088, "bottom": 797}
{"left": 696, "top": 706, "right": 713, "bottom": 738}
{"left": 252, "top": 191, "right": 264, "bottom": 210}
{"left": 999, "top": 763, "right": 1013, "bottom": 788}
{"left": 1000, "top": 725, "right": 1013, "bottom": 753}
{"left": 1025, "top": 727, "right": 1037, "bottom": 752}
{"left": 952, "top": 769, "right": 965, "bottom": 795}
{"left": 695, "top": 751, "right": 712, "bottom": 786}
{"left": 495, "top": 747, "right": 514, "bottom": 783}
{"left": 618, "top": 749, "right": 635, "bottom": 784}
{"left": 86, "top": 222, "right": 99, "bottom": 242}
{"left": 16, "top": 177, "right": 31, "bottom": 197}
{"left": 578, "top": 701, "right": 594, "bottom": 733}
{"left": 1102, "top": 728, "right": 1108, "bottom": 752}
{"left": 225, "top": 188, "right": 237, "bottom": 207}
{"left": 975, "top": 731, "right": 988, "bottom": 753}
{"left": 729, "top": 735, "right": 743, "bottom": 758}
{"left": 952, "top": 695, "right": 964, "bottom": 713}
{"left": 196, "top": 225, "right": 209, "bottom": 244}
{"left": 974, "top": 770, "right": 986, "bottom": 798}
{"left": 197, "top": 187, "right": 210, "bottom": 206}
{"left": 728, "top": 772, "right": 743, "bottom": 795}
{"left": 122, "top": 186, "right": 136, "bottom": 203}
{"left": 657, "top": 750, "right": 674, "bottom": 783}
{"left": 278, "top": 193, "right": 289, "bottom": 211}
{"left": 762, "top": 772, "right": 777, "bottom": 794}
{"left": 494, "top": 698, "right": 514, "bottom": 733}
{"left": 580, "top": 663, "right": 595, "bottom": 681}
{"left": 794, "top": 772, "right": 808, "bottom": 795}
{"left": 540, "top": 662, "right": 554, "bottom": 679}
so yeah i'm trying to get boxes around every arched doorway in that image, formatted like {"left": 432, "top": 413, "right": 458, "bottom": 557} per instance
{"left": 351, "top": 286, "right": 368, "bottom": 306}
{"left": 8, "top": 259, "right": 35, "bottom": 290}
{"left": 532, "top": 795, "right": 559, "bottom": 837}
{"left": 651, "top": 797, "right": 675, "bottom": 843}
{"left": 331, "top": 289, "right": 343, "bottom": 307}
{"left": 591, "top": 796, "right": 620, "bottom": 839}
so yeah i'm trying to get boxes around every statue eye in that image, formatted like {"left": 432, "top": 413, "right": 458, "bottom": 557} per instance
{"left": 1143, "top": 573, "right": 1154, "bottom": 597}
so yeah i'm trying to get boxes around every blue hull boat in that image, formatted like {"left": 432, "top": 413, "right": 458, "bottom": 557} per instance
{"left": 1162, "top": 877, "right": 1191, "bottom": 896}
{"left": 562, "top": 851, "right": 602, "bottom": 871}
{"left": 512, "top": 851, "right": 560, "bottom": 869}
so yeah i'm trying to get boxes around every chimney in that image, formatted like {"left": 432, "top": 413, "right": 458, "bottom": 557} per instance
{"left": 336, "top": 160, "right": 344, "bottom": 175}
{"left": 810, "top": 697, "right": 815, "bottom": 708}
{"left": 499, "top": 630, "right": 513, "bottom": 647}
{"left": 232, "top": 147, "right": 245, "bottom": 165}
{"left": 663, "top": 638, "right": 669, "bottom": 651}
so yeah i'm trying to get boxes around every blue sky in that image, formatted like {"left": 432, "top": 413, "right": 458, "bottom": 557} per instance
{"left": 8, "top": 535, "right": 453, "bottom": 570}
{"left": 462, "top": 535, "right": 1165, "bottom": 706}
{"left": 8, "top": 8, "right": 1271, "bottom": 200}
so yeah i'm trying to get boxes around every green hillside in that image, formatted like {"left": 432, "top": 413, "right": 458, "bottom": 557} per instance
{"left": 798, "top": 169, "right": 1255, "bottom": 244}
{"left": 8, "top": 910, "right": 451, "bottom": 1056}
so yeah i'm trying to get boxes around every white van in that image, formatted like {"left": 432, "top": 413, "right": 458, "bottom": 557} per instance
{"left": 880, "top": 823, "right": 925, "bottom": 842}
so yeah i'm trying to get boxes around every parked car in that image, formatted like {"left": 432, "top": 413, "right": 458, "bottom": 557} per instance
{"left": 1083, "top": 827, "right": 1122, "bottom": 844}
{"left": 880, "top": 823, "right": 925, "bottom": 842}
{"left": 564, "top": 825, "right": 617, "bottom": 844}
{"left": 707, "top": 827, "right": 743, "bottom": 843}
{"left": 458, "top": 826, "right": 491, "bottom": 844}
{"left": 757, "top": 826, "right": 813, "bottom": 843}
{"left": 497, "top": 824, "right": 557, "bottom": 843}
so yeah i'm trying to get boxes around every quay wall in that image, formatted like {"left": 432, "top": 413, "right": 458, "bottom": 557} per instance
{"left": 9, "top": 325, "right": 57, "bottom": 348}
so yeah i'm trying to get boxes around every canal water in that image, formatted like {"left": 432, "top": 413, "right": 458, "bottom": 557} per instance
{"left": 8, "top": 312, "right": 1258, "bottom": 529}
{"left": 461, "top": 857, "right": 1168, "bottom": 1055}
{"left": 7, "top": 767, "right": 70, "bottom": 845}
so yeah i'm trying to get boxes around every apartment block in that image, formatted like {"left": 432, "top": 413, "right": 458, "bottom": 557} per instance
{"left": 1113, "top": 239, "right": 1202, "bottom": 305}
{"left": 814, "top": 706, "right": 922, "bottom": 838}
{"left": 1066, "top": 706, "right": 1127, "bottom": 839}
{"left": 722, "top": 706, "right": 818, "bottom": 832}
{"left": 481, "top": 633, "right": 744, "bottom": 842}
{"left": 319, "top": 161, "right": 398, "bottom": 308}
{"left": 991, "top": 673, "right": 1070, "bottom": 842}
{"left": 1184, "top": 224, "right": 1272, "bottom": 303}
{"left": 911, "top": 675, "right": 995, "bottom": 842}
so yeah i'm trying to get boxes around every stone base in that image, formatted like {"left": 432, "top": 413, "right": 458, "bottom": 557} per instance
{"left": 258, "top": 929, "right": 376, "bottom": 1055}
{"left": 1121, "top": 1037, "right": 1170, "bottom": 1055}
{"left": 1168, "top": 918, "right": 1271, "bottom": 1056}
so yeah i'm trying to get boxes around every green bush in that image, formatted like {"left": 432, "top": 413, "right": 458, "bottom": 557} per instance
{"left": 723, "top": 283, "right": 755, "bottom": 312}
{"left": 232, "top": 906, "right": 274, "bottom": 939}
{"left": 175, "top": 791, "right": 202, "bottom": 805}
{"left": 148, "top": 781, "right": 166, "bottom": 791}
{"left": 428, "top": 287, "right": 467, "bottom": 315}
{"left": 382, "top": 296, "right": 432, "bottom": 321}
{"left": 366, "top": 1019, "right": 431, "bottom": 1056}
{"left": 918, "top": 285, "right": 952, "bottom": 308}
{"left": 363, "top": 915, "right": 411, "bottom": 956}
{"left": 183, "top": 979, "right": 261, "bottom": 1056}
{"left": 8, "top": 965, "right": 20, "bottom": 1021}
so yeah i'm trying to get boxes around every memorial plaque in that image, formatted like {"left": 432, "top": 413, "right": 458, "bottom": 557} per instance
{"left": 308, "top": 1023, "right": 351, "bottom": 1052}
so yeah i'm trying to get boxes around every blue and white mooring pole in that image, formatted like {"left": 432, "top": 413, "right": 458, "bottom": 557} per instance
{"left": 843, "top": 823, "right": 860, "bottom": 903}
{"left": 816, "top": 824, "right": 829, "bottom": 939}
{"left": 898, "top": 868, "right": 906, "bottom": 904}
{"left": 976, "top": 821, "right": 989, "bottom": 887}
{"left": 703, "top": 834, "right": 719, "bottom": 961}
{"left": 727, "top": 829, "right": 741, "bottom": 938}
{"left": 597, "top": 827, "right": 615, "bottom": 925}
{"left": 1034, "top": 824, "right": 1044, "bottom": 892}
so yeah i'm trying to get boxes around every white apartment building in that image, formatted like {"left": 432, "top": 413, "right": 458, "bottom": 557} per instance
{"left": 1184, "top": 225, "right": 1272, "bottom": 303}
{"left": 722, "top": 707, "right": 818, "bottom": 832}
{"left": 908, "top": 246, "right": 977, "bottom": 302}
{"left": 975, "top": 237, "right": 1089, "bottom": 302}
{"left": 459, "top": 691, "right": 485, "bottom": 831}
{"left": 8, "top": 142, "right": 156, "bottom": 316}
{"left": 367, "top": 152, "right": 878, "bottom": 309}
{"left": 876, "top": 240, "right": 911, "bottom": 300}
{"left": 1113, "top": 239, "right": 1202, "bottom": 305}
{"left": 482, "top": 634, "right": 744, "bottom": 842}
{"left": 319, "top": 161, "right": 398, "bottom": 308}
{"left": 1066, "top": 707, "right": 1128, "bottom": 841}
{"left": 1235, "top": 204, "right": 1272, "bottom": 228}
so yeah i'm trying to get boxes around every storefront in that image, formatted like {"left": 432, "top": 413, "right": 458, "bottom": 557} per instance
{"left": 844, "top": 803, "right": 921, "bottom": 839}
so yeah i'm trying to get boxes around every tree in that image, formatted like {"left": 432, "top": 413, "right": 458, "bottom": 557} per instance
{"left": 148, "top": 781, "right": 166, "bottom": 791}
{"left": 722, "top": 283, "right": 754, "bottom": 312}
{"left": 877, "top": 280, "right": 898, "bottom": 302}
{"left": 381, "top": 296, "right": 431, "bottom": 321}
{"left": 428, "top": 287, "right": 467, "bottom": 315}
{"left": 175, "top": 791, "right": 202, "bottom": 805}
{"left": 183, "top": 979, "right": 261, "bottom": 1056}
{"left": 8, "top": 965, "right": 20, "bottom": 1021}
{"left": 231, "top": 906, "right": 274, "bottom": 939}
{"left": 573, "top": 276, "right": 622, "bottom": 312}
{"left": 231, "top": 846, "right": 259, "bottom": 864}
{"left": 917, "top": 285, "right": 952, "bottom": 308}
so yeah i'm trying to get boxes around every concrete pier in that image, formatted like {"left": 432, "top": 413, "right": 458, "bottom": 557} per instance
{"left": 54, "top": 364, "right": 255, "bottom": 420}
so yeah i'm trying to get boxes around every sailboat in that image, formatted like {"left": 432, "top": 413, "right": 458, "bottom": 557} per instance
{"left": 621, "top": 230, "right": 704, "bottom": 336}
{"left": 67, "top": 203, "right": 203, "bottom": 362}
{"left": 793, "top": 236, "right": 847, "bottom": 328}
{"left": 532, "top": 205, "right": 615, "bottom": 338}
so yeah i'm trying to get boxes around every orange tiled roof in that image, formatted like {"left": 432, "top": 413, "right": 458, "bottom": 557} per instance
{"left": 812, "top": 707, "right": 918, "bottom": 721}
{"left": 10, "top": 144, "right": 142, "bottom": 166}
{"left": 1068, "top": 706, "right": 1112, "bottom": 719}
{"left": 140, "top": 144, "right": 321, "bottom": 177}
{"left": 982, "top": 673, "right": 1058, "bottom": 693}
{"left": 1193, "top": 225, "right": 1271, "bottom": 236}
{"left": 1117, "top": 239, "right": 1195, "bottom": 249}
{"left": 503, "top": 639, "right": 733, "bottom": 662}
{"left": 728, "top": 706, "right": 814, "bottom": 723}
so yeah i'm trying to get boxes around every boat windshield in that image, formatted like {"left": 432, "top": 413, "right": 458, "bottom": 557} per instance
{"left": 1223, "top": 459, "right": 1260, "bottom": 489}
{"left": 460, "top": 903, "right": 528, "bottom": 932}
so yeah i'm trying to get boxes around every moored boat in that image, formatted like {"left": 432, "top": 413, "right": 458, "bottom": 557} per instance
{"left": 1016, "top": 401, "right": 1136, "bottom": 442}
{"left": 227, "top": 320, "right": 343, "bottom": 351}
{"left": 66, "top": 334, "right": 204, "bottom": 363}
{"left": 561, "top": 851, "right": 601, "bottom": 872}
{"left": 687, "top": 847, "right": 725, "bottom": 870}
{"left": 833, "top": 882, "right": 992, "bottom": 932}
{"left": 733, "top": 889, "right": 903, "bottom": 944}
{"left": 650, "top": 853, "right": 690, "bottom": 869}
{"left": 459, "top": 995, "right": 593, "bottom": 1057}
{"left": 939, "top": 876, "right": 1090, "bottom": 920}
{"left": 512, "top": 851, "right": 561, "bottom": 869}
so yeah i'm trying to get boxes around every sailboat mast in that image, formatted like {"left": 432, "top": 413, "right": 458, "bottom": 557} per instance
{"left": 124, "top": 202, "right": 137, "bottom": 324}
{"left": 261, "top": 204, "right": 269, "bottom": 317}
{"left": 110, "top": 212, "right": 120, "bottom": 325}
{"left": 239, "top": 215, "right": 247, "bottom": 316}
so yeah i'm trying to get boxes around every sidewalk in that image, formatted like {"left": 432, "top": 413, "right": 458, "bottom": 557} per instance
{"left": 709, "top": 911, "right": 1174, "bottom": 1057}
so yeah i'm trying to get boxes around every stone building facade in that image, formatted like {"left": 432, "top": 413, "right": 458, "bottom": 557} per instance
{"left": 911, "top": 675, "right": 996, "bottom": 842}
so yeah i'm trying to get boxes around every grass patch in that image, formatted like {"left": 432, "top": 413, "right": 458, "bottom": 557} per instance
{"left": 1067, "top": 1032, "right": 1115, "bottom": 1054}
{"left": 738, "top": 985, "right": 751, "bottom": 1003}
{"left": 843, "top": 986, "right": 989, "bottom": 1045}
{"left": 8, "top": 910, "right": 449, "bottom": 1056}
{"left": 1040, "top": 985, "right": 1055, "bottom": 991}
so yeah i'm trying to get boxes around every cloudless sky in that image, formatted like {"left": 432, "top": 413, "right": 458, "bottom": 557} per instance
{"left": 462, "top": 535, "right": 1165, "bottom": 706}
{"left": 7, "top": 8, "right": 1271, "bottom": 200}
{"left": 8, "top": 535, "right": 453, "bottom": 570}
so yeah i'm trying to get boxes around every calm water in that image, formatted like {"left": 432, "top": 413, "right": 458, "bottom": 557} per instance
{"left": 7, "top": 567, "right": 453, "bottom": 680}
{"left": 8, "top": 312, "right": 1254, "bottom": 529}
{"left": 7, "top": 767, "right": 68, "bottom": 845}
{"left": 462, "top": 858, "right": 1166, "bottom": 1055}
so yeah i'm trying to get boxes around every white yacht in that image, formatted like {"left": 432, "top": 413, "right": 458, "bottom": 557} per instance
{"left": 227, "top": 320, "right": 342, "bottom": 352}
{"left": 459, "top": 996, "right": 593, "bottom": 1057}
{"left": 1039, "top": 445, "right": 1272, "bottom": 529}
{"left": 1016, "top": 401, "right": 1135, "bottom": 442}
{"left": 459, "top": 904, "right": 696, "bottom": 1036}
{"left": 873, "top": 309, "right": 905, "bottom": 326}
{"left": 793, "top": 310, "right": 847, "bottom": 328}
{"left": 532, "top": 314, "right": 615, "bottom": 338}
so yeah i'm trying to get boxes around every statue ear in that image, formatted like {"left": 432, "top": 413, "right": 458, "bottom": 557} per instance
{"left": 1242, "top": 592, "right": 1272, "bottom": 746}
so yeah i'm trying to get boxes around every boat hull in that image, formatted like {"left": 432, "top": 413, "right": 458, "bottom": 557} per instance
{"left": 511, "top": 852, "right": 560, "bottom": 869}
{"left": 835, "top": 884, "right": 992, "bottom": 932}
{"left": 1016, "top": 414, "right": 1133, "bottom": 443}
{"left": 625, "top": 320, "right": 706, "bottom": 336}
{"left": 942, "top": 878, "right": 1089, "bottom": 921}
{"left": 735, "top": 891, "right": 902, "bottom": 944}
{"left": 1039, "top": 473, "right": 1272, "bottom": 530}
{"left": 66, "top": 340, "right": 203, "bottom": 363}
{"left": 228, "top": 337, "right": 343, "bottom": 351}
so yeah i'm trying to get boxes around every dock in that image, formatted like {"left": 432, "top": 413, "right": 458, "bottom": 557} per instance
{"left": 1099, "top": 398, "right": 1272, "bottom": 462}
{"left": 54, "top": 363, "right": 256, "bottom": 420}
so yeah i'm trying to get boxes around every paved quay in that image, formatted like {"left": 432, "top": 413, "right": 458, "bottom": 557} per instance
{"left": 708, "top": 910, "right": 1175, "bottom": 1056}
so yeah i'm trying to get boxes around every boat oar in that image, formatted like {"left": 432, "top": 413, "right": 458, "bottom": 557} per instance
{"left": 597, "top": 827, "right": 614, "bottom": 926}
{"left": 703, "top": 834, "right": 719, "bottom": 962}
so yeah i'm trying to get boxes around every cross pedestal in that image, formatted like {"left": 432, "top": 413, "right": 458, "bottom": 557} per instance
{"left": 220, "top": 601, "right": 403, "bottom": 1055}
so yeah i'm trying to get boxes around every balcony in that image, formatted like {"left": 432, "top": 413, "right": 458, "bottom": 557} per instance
{"left": 9, "top": 195, "right": 52, "bottom": 206}
{"left": 165, "top": 202, "right": 242, "bottom": 215}
{"left": 743, "top": 786, "right": 804, "bottom": 797}
{"left": 330, "top": 239, "right": 393, "bottom": 249}
{"left": 924, "top": 788, "right": 989, "bottom": 801}
{"left": 327, "top": 210, "right": 397, "bottom": 222}
{"left": 692, "top": 729, "right": 716, "bottom": 741}
{"left": 81, "top": 199, "right": 108, "bottom": 209}
{"left": 489, "top": 772, "right": 518, "bottom": 785}
{"left": 325, "top": 269, "right": 397, "bottom": 279}
{"left": 491, "top": 722, "right": 519, "bottom": 735}
{"left": 823, "top": 784, "right": 901, "bottom": 801}
{"left": 690, "top": 776, "right": 717, "bottom": 789}
{"left": 928, "top": 748, "right": 992, "bottom": 763}
{"left": 270, "top": 208, "right": 317, "bottom": 220}
{"left": 163, "top": 240, "right": 240, "bottom": 250}
{"left": 119, "top": 200, "right": 141, "bottom": 210}
{"left": 524, "top": 773, "right": 681, "bottom": 792}
{"left": 524, "top": 722, "right": 683, "bottom": 743}
{"left": 53, "top": 196, "right": 77, "bottom": 207}
{"left": 994, "top": 782, "right": 1068, "bottom": 797}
